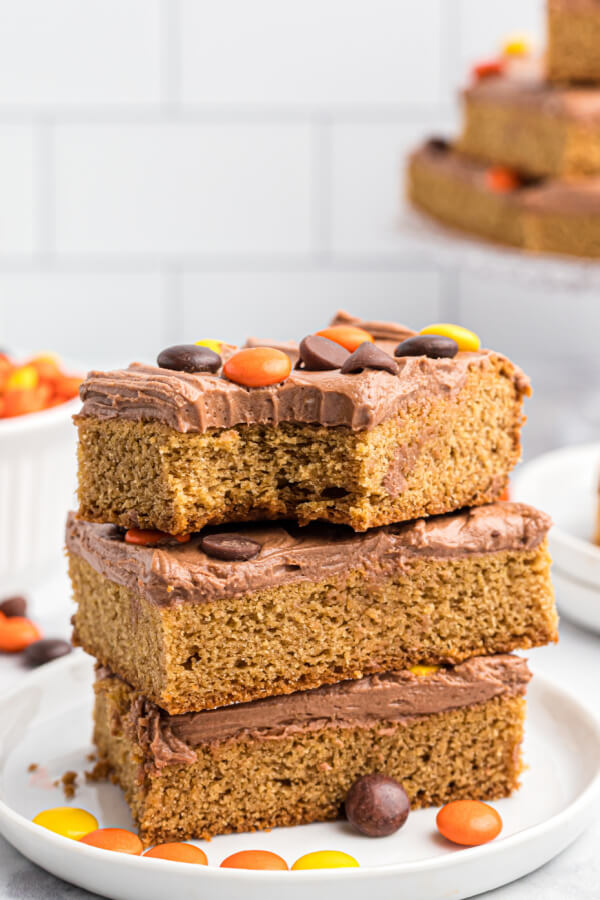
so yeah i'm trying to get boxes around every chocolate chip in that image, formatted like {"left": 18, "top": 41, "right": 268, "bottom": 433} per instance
{"left": 345, "top": 773, "right": 410, "bottom": 837}
{"left": 0, "top": 595, "right": 27, "bottom": 618}
{"left": 394, "top": 335, "right": 458, "bottom": 359}
{"left": 297, "top": 335, "right": 350, "bottom": 371}
{"left": 425, "top": 136, "right": 450, "bottom": 153}
{"left": 157, "top": 344, "right": 221, "bottom": 374}
{"left": 340, "top": 343, "right": 399, "bottom": 375}
{"left": 23, "top": 639, "right": 72, "bottom": 668}
{"left": 200, "top": 533, "right": 262, "bottom": 561}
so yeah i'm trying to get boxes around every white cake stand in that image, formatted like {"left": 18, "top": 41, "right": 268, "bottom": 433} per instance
{"left": 396, "top": 208, "right": 600, "bottom": 291}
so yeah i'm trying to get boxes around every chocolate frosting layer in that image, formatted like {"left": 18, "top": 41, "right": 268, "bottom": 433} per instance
{"left": 464, "top": 60, "right": 600, "bottom": 123}
{"left": 77, "top": 310, "right": 527, "bottom": 433}
{"left": 106, "top": 655, "right": 530, "bottom": 767}
{"left": 66, "top": 502, "right": 551, "bottom": 607}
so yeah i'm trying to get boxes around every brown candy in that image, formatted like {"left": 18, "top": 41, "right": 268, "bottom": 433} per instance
{"left": 200, "top": 533, "right": 262, "bottom": 561}
{"left": 345, "top": 773, "right": 410, "bottom": 837}
{"left": 394, "top": 335, "right": 458, "bottom": 359}
{"left": 23, "top": 638, "right": 72, "bottom": 667}
{"left": 0, "top": 595, "right": 27, "bottom": 618}
{"left": 157, "top": 344, "right": 222, "bottom": 374}
{"left": 425, "top": 136, "right": 450, "bottom": 153}
{"left": 340, "top": 342, "right": 399, "bottom": 375}
{"left": 297, "top": 335, "right": 350, "bottom": 371}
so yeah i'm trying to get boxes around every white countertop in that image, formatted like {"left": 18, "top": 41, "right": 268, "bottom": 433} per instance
{"left": 1, "top": 565, "right": 599, "bottom": 900}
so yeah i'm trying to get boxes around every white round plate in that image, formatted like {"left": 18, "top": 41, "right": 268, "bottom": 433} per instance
{"left": 512, "top": 443, "right": 600, "bottom": 632}
{"left": 1, "top": 653, "right": 599, "bottom": 900}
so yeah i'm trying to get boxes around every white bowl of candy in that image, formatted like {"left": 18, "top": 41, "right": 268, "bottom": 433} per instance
{"left": 0, "top": 353, "right": 82, "bottom": 593}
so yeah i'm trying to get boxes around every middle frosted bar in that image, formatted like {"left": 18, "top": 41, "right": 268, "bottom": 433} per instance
{"left": 68, "top": 502, "right": 557, "bottom": 716}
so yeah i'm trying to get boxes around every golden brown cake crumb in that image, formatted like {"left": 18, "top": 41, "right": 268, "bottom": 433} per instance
{"left": 93, "top": 668, "right": 528, "bottom": 844}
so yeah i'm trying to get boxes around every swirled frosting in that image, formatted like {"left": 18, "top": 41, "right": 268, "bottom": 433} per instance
{"left": 100, "top": 654, "right": 530, "bottom": 767}
{"left": 77, "top": 310, "right": 528, "bottom": 433}
{"left": 67, "top": 502, "right": 551, "bottom": 607}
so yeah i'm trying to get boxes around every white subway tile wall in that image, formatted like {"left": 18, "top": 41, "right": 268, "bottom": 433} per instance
{"left": 0, "top": 0, "right": 594, "bottom": 455}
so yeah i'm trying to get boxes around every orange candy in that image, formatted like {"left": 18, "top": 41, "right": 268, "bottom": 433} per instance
{"left": 29, "top": 354, "right": 61, "bottom": 381}
{"left": 144, "top": 843, "right": 208, "bottom": 864}
{"left": 0, "top": 351, "right": 82, "bottom": 419}
{"left": 315, "top": 326, "right": 374, "bottom": 353}
{"left": 472, "top": 59, "right": 505, "bottom": 80}
{"left": 498, "top": 485, "right": 510, "bottom": 501}
{"left": 79, "top": 828, "right": 143, "bottom": 855}
{"left": 0, "top": 617, "right": 42, "bottom": 653}
{"left": 124, "top": 529, "right": 190, "bottom": 546}
{"left": 485, "top": 166, "right": 521, "bottom": 193}
{"left": 223, "top": 348, "right": 291, "bottom": 388}
{"left": 2, "top": 385, "right": 51, "bottom": 418}
{"left": 220, "top": 849, "right": 289, "bottom": 870}
{"left": 53, "top": 373, "right": 83, "bottom": 399}
{"left": 436, "top": 800, "right": 502, "bottom": 846}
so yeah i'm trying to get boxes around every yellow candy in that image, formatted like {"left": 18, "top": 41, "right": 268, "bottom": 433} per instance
{"left": 6, "top": 364, "right": 39, "bottom": 391}
{"left": 33, "top": 807, "right": 98, "bottom": 841}
{"left": 195, "top": 339, "right": 223, "bottom": 354}
{"left": 291, "top": 850, "right": 359, "bottom": 870}
{"left": 410, "top": 664, "right": 439, "bottom": 677}
{"left": 419, "top": 324, "right": 480, "bottom": 352}
{"left": 502, "top": 35, "right": 530, "bottom": 57}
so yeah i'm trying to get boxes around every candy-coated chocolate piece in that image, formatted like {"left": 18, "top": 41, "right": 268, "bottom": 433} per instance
{"left": 33, "top": 807, "right": 98, "bottom": 840}
{"left": 2, "top": 385, "right": 51, "bottom": 418}
{"left": 436, "top": 800, "right": 502, "bottom": 846}
{"left": 315, "top": 326, "right": 374, "bottom": 353}
{"left": 24, "top": 638, "right": 72, "bottom": 667}
{"left": 345, "top": 774, "right": 410, "bottom": 837}
{"left": 0, "top": 595, "right": 27, "bottom": 618}
{"left": 220, "top": 849, "right": 288, "bottom": 870}
{"left": 395, "top": 335, "right": 458, "bottom": 359}
{"left": 223, "top": 347, "right": 292, "bottom": 388}
{"left": 6, "top": 365, "right": 39, "bottom": 392}
{"left": 124, "top": 529, "right": 191, "bottom": 547}
{"left": 425, "top": 137, "right": 450, "bottom": 154}
{"left": 472, "top": 59, "right": 505, "bottom": 80}
{"left": 0, "top": 351, "right": 82, "bottom": 419}
{"left": 144, "top": 842, "right": 208, "bottom": 864}
{"left": 298, "top": 335, "right": 349, "bottom": 371}
{"left": 498, "top": 485, "right": 510, "bottom": 502}
{"left": 79, "top": 827, "right": 143, "bottom": 855}
{"left": 195, "top": 339, "right": 223, "bottom": 355}
{"left": 419, "top": 324, "right": 480, "bottom": 352}
{"left": 502, "top": 35, "right": 530, "bottom": 57}
{"left": 340, "top": 343, "right": 398, "bottom": 376}
{"left": 0, "top": 616, "right": 42, "bottom": 653}
{"left": 200, "top": 533, "right": 262, "bottom": 561}
{"left": 410, "top": 664, "right": 439, "bottom": 676}
{"left": 157, "top": 344, "right": 222, "bottom": 374}
{"left": 291, "top": 850, "right": 359, "bottom": 870}
{"left": 485, "top": 166, "right": 521, "bottom": 193}
{"left": 29, "top": 353, "right": 61, "bottom": 380}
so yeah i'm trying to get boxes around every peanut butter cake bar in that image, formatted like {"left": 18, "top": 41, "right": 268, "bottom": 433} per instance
{"left": 547, "top": 0, "right": 600, "bottom": 84}
{"left": 93, "top": 654, "right": 530, "bottom": 843}
{"left": 68, "top": 502, "right": 556, "bottom": 714}
{"left": 75, "top": 315, "right": 528, "bottom": 534}
{"left": 457, "top": 62, "right": 600, "bottom": 178}
{"left": 408, "top": 140, "right": 600, "bottom": 257}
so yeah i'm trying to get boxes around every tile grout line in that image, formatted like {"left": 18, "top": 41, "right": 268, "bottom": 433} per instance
{"left": 160, "top": 265, "right": 184, "bottom": 343}
{"left": 310, "top": 114, "right": 332, "bottom": 264}
{"left": 32, "top": 118, "right": 56, "bottom": 260}
{"left": 0, "top": 104, "right": 456, "bottom": 127}
{"left": 159, "top": 0, "right": 181, "bottom": 113}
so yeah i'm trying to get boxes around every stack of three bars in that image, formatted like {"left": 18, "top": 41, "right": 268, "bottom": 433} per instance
{"left": 67, "top": 311, "right": 557, "bottom": 844}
